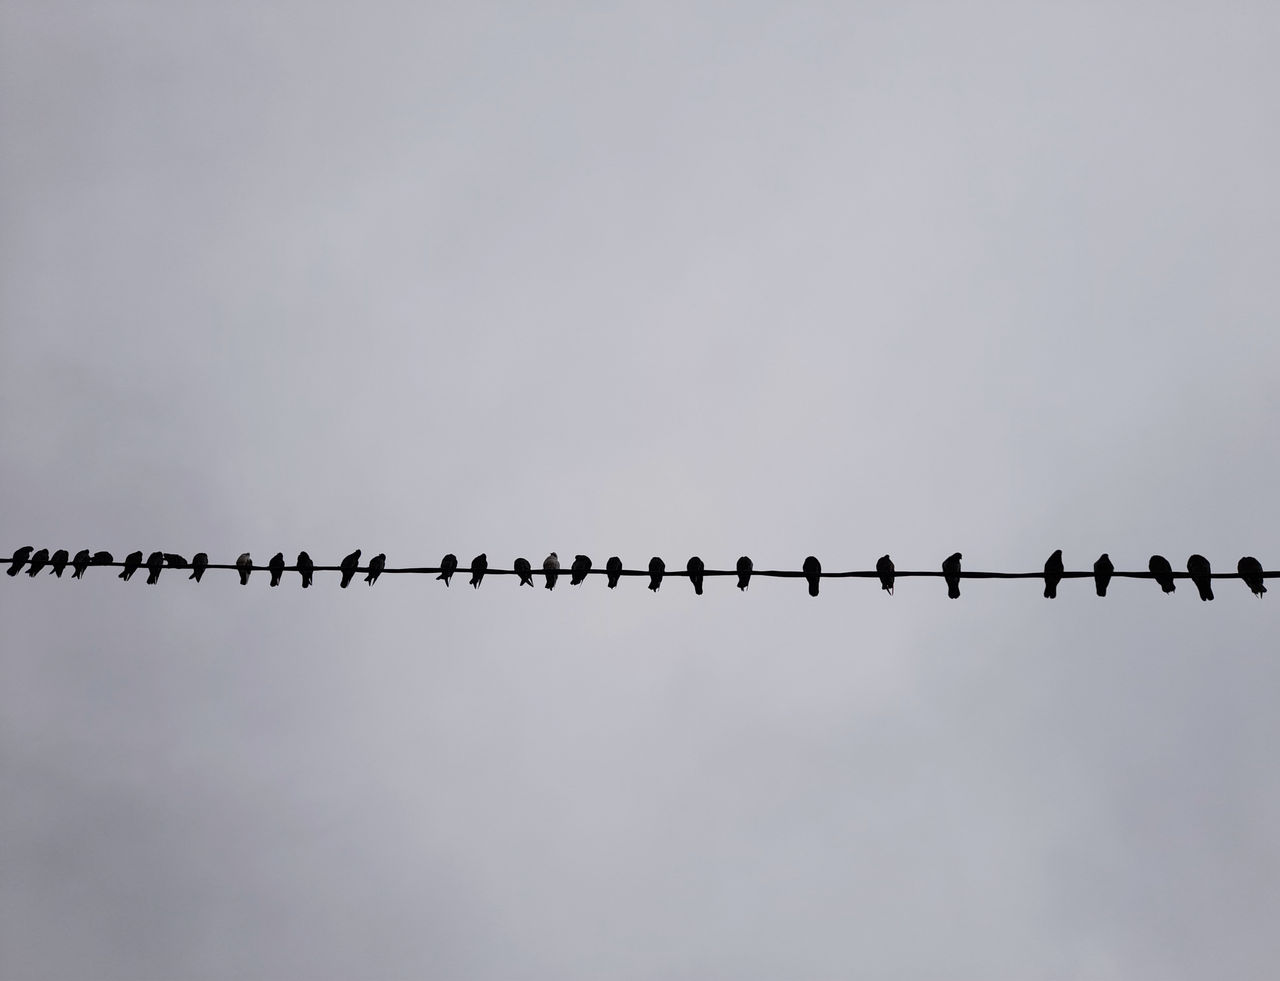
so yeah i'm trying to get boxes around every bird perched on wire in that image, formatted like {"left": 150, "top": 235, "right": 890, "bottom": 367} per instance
{"left": 437, "top": 554, "right": 458, "bottom": 586}
{"left": 26, "top": 548, "right": 50, "bottom": 577}
{"left": 803, "top": 556, "right": 821, "bottom": 597}
{"left": 1187, "top": 554, "right": 1213, "bottom": 601}
{"left": 92, "top": 550, "right": 114, "bottom": 567}
{"left": 543, "top": 552, "right": 560, "bottom": 590}
{"left": 648, "top": 556, "right": 665, "bottom": 592}
{"left": 296, "top": 551, "right": 314, "bottom": 588}
{"left": 1093, "top": 553, "right": 1113, "bottom": 597}
{"left": 687, "top": 556, "right": 705, "bottom": 595}
{"left": 236, "top": 553, "right": 253, "bottom": 585}
{"left": 6, "top": 546, "right": 33, "bottom": 576}
{"left": 1043, "top": 549, "right": 1063, "bottom": 599}
{"left": 189, "top": 552, "right": 208, "bottom": 583}
{"left": 942, "top": 552, "right": 962, "bottom": 599}
{"left": 877, "top": 554, "right": 895, "bottom": 595}
{"left": 365, "top": 553, "right": 386, "bottom": 586}
{"left": 514, "top": 557, "right": 534, "bottom": 587}
{"left": 120, "top": 550, "right": 144, "bottom": 582}
{"left": 339, "top": 549, "right": 361, "bottom": 588}
{"left": 469, "top": 553, "right": 487, "bottom": 589}
{"left": 49, "top": 549, "right": 70, "bottom": 577}
{"left": 164, "top": 553, "right": 188, "bottom": 569}
{"left": 606, "top": 556, "right": 623, "bottom": 589}
{"left": 269, "top": 552, "right": 286, "bottom": 587}
{"left": 1238, "top": 556, "right": 1266, "bottom": 597}
{"left": 145, "top": 551, "right": 164, "bottom": 584}
{"left": 71, "top": 549, "right": 92, "bottom": 579}
{"left": 570, "top": 554, "right": 592, "bottom": 586}
{"left": 736, "top": 556, "right": 753, "bottom": 591}
{"left": 1148, "top": 555, "right": 1175, "bottom": 594}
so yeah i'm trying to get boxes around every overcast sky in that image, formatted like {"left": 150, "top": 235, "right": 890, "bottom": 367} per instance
{"left": 3, "top": 2, "right": 1280, "bottom": 979}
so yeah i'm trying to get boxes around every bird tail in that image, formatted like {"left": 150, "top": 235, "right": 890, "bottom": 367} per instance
{"left": 1044, "top": 583, "right": 1056, "bottom": 599}
{"left": 948, "top": 582, "right": 960, "bottom": 599}
{"left": 808, "top": 581, "right": 818, "bottom": 598}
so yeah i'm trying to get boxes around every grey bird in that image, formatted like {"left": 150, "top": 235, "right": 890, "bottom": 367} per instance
{"left": 236, "top": 552, "right": 253, "bottom": 585}
{"left": 145, "top": 551, "right": 164, "bottom": 584}
{"left": 26, "top": 548, "right": 50, "bottom": 577}
{"left": 71, "top": 549, "right": 92, "bottom": 579}
{"left": 468, "top": 553, "right": 487, "bottom": 588}
{"left": 91, "top": 550, "right": 113, "bottom": 566}
{"left": 877, "top": 554, "right": 895, "bottom": 595}
{"left": 1093, "top": 553, "right": 1114, "bottom": 597}
{"left": 514, "top": 557, "right": 534, "bottom": 587}
{"left": 1149, "top": 555, "right": 1176, "bottom": 594}
{"left": 339, "top": 549, "right": 361, "bottom": 588}
{"left": 802, "top": 555, "right": 821, "bottom": 597}
{"left": 1187, "top": 554, "right": 1213, "bottom": 601}
{"left": 6, "top": 546, "right": 33, "bottom": 576}
{"left": 648, "top": 556, "right": 665, "bottom": 592}
{"left": 570, "top": 554, "right": 591, "bottom": 586}
{"left": 296, "top": 551, "right": 314, "bottom": 588}
{"left": 189, "top": 552, "right": 208, "bottom": 583}
{"left": 687, "top": 556, "right": 705, "bottom": 595}
{"left": 163, "top": 553, "right": 188, "bottom": 569}
{"left": 736, "top": 556, "right": 753, "bottom": 591}
{"left": 119, "top": 550, "right": 144, "bottom": 582}
{"left": 543, "top": 552, "right": 560, "bottom": 590}
{"left": 269, "top": 552, "right": 286, "bottom": 587}
{"left": 437, "top": 554, "right": 458, "bottom": 586}
{"left": 1043, "top": 549, "right": 1063, "bottom": 599}
{"left": 365, "top": 553, "right": 386, "bottom": 586}
{"left": 1238, "top": 556, "right": 1266, "bottom": 597}
{"left": 606, "top": 556, "right": 623, "bottom": 589}
{"left": 942, "top": 552, "right": 962, "bottom": 599}
{"left": 49, "top": 549, "right": 70, "bottom": 577}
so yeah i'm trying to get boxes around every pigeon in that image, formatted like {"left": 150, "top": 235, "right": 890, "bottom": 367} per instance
{"left": 648, "top": 556, "right": 665, "bottom": 592}
{"left": 876, "top": 554, "right": 895, "bottom": 595}
{"left": 6, "top": 546, "right": 33, "bottom": 576}
{"left": 236, "top": 552, "right": 253, "bottom": 585}
{"left": 119, "top": 550, "right": 144, "bottom": 582}
{"left": 736, "top": 556, "right": 753, "bottom": 591}
{"left": 543, "top": 552, "right": 560, "bottom": 590}
{"left": 571, "top": 554, "right": 591, "bottom": 586}
{"left": 1093, "top": 553, "right": 1113, "bottom": 597}
{"left": 339, "top": 549, "right": 361, "bottom": 588}
{"left": 942, "top": 552, "right": 962, "bottom": 599}
{"left": 606, "top": 556, "right": 623, "bottom": 589}
{"left": 468, "top": 553, "right": 487, "bottom": 588}
{"left": 802, "top": 555, "right": 821, "bottom": 597}
{"left": 296, "top": 551, "right": 314, "bottom": 588}
{"left": 26, "top": 548, "right": 50, "bottom": 577}
{"left": 1238, "top": 556, "right": 1266, "bottom": 597}
{"left": 514, "top": 557, "right": 534, "bottom": 587}
{"left": 365, "top": 553, "right": 386, "bottom": 586}
{"left": 269, "top": 552, "right": 286, "bottom": 587}
{"left": 437, "top": 554, "right": 458, "bottom": 586}
{"left": 1187, "top": 554, "right": 1213, "bottom": 601}
{"left": 1149, "top": 555, "right": 1176, "bottom": 594}
{"left": 1043, "top": 549, "right": 1063, "bottom": 599}
{"left": 49, "top": 549, "right": 70, "bottom": 577}
{"left": 189, "top": 552, "right": 208, "bottom": 583}
{"left": 145, "top": 551, "right": 164, "bottom": 584}
{"left": 91, "top": 550, "right": 113, "bottom": 566}
{"left": 71, "top": 549, "right": 92, "bottom": 579}
{"left": 163, "top": 553, "right": 188, "bottom": 569}
{"left": 687, "top": 556, "right": 705, "bottom": 595}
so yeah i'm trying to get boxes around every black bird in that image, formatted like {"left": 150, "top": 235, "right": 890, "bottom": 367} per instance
{"left": 571, "top": 554, "right": 591, "bottom": 586}
{"left": 648, "top": 556, "right": 665, "bottom": 592}
{"left": 876, "top": 554, "right": 895, "bottom": 595}
{"left": 1043, "top": 549, "right": 1063, "bottom": 599}
{"left": 189, "top": 552, "right": 208, "bottom": 583}
{"left": 119, "top": 550, "right": 143, "bottom": 581}
{"left": 1093, "top": 553, "right": 1114, "bottom": 597}
{"left": 145, "top": 551, "right": 164, "bottom": 584}
{"left": 803, "top": 555, "right": 821, "bottom": 597}
{"left": 1187, "top": 554, "right": 1213, "bottom": 601}
{"left": 736, "top": 556, "right": 753, "bottom": 591}
{"left": 543, "top": 552, "right": 560, "bottom": 590}
{"left": 687, "top": 556, "right": 705, "bottom": 595}
{"left": 606, "top": 556, "right": 623, "bottom": 589}
{"left": 1149, "top": 555, "right": 1176, "bottom": 594}
{"left": 942, "top": 552, "right": 962, "bottom": 599}
{"left": 91, "top": 550, "right": 113, "bottom": 566}
{"left": 514, "top": 557, "right": 534, "bottom": 587}
{"left": 71, "top": 549, "right": 92, "bottom": 579}
{"left": 296, "top": 551, "right": 314, "bottom": 588}
{"left": 164, "top": 553, "right": 188, "bottom": 569}
{"left": 6, "top": 546, "right": 33, "bottom": 576}
{"left": 437, "top": 553, "right": 458, "bottom": 587}
{"left": 468, "top": 553, "right": 487, "bottom": 589}
{"left": 26, "top": 548, "right": 50, "bottom": 577}
{"left": 339, "top": 549, "right": 361, "bottom": 588}
{"left": 236, "top": 552, "right": 253, "bottom": 585}
{"left": 1238, "top": 556, "right": 1266, "bottom": 597}
{"left": 365, "top": 553, "right": 386, "bottom": 586}
{"left": 269, "top": 552, "right": 286, "bottom": 587}
{"left": 49, "top": 549, "right": 70, "bottom": 577}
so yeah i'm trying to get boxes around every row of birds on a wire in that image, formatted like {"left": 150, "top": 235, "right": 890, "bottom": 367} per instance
{"left": 2, "top": 546, "right": 1269, "bottom": 598}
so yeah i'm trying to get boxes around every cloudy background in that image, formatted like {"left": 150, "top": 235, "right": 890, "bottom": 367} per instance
{"left": 3, "top": 2, "right": 1279, "bottom": 978}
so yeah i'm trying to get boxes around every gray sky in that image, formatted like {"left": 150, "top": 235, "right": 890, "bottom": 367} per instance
{"left": 3, "top": 2, "right": 1279, "bottom": 978}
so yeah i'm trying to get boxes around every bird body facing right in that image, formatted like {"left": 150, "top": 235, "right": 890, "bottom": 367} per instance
{"left": 736, "top": 556, "right": 753, "bottom": 591}
{"left": 236, "top": 553, "right": 253, "bottom": 585}
{"left": 365, "top": 553, "right": 386, "bottom": 586}
{"left": 190, "top": 552, "right": 208, "bottom": 583}
{"left": 469, "top": 553, "right": 487, "bottom": 589}
{"left": 1238, "top": 556, "right": 1266, "bottom": 596}
{"left": 145, "top": 551, "right": 164, "bottom": 584}
{"left": 1149, "top": 555, "right": 1176, "bottom": 594}
{"left": 514, "top": 557, "right": 534, "bottom": 587}
{"left": 1187, "top": 554, "right": 1213, "bottom": 601}
{"left": 543, "top": 552, "right": 560, "bottom": 590}
{"left": 269, "top": 552, "right": 286, "bottom": 587}
{"left": 687, "top": 556, "right": 705, "bottom": 595}
{"left": 942, "top": 552, "right": 962, "bottom": 599}
{"left": 437, "top": 554, "right": 458, "bottom": 586}
{"left": 1043, "top": 549, "right": 1063, "bottom": 599}
{"left": 91, "top": 550, "right": 114, "bottom": 567}
{"left": 26, "top": 548, "right": 50, "bottom": 577}
{"left": 6, "top": 546, "right": 33, "bottom": 576}
{"left": 339, "top": 549, "right": 361, "bottom": 588}
{"left": 49, "top": 549, "right": 70, "bottom": 577}
{"left": 120, "top": 550, "right": 144, "bottom": 582}
{"left": 71, "top": 549, "right": 92, "bottom": 579}
{"left": 803, "top": 555, "right": 821, "bottom": 597}
{"left": 876, "top": 554, "right": 895, "bottom": 595}
{"left": 163, "top": 553, "right": 188, "bottom": 569}
{"left": 296, "top": 551, "right": 314, "bottom": 588}
{"left": 570, "top": 554, "right": 591, "bottom": 586}
{"left": 606, "top": 556, "right": 623, "bottom": 589}
{"left": 648, "top": 556, "right": 665, "bottom": 592}
{"left": 1093, "top": 553, "right": 1114, "bottom": 597}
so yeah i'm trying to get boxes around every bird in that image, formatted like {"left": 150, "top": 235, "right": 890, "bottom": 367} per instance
{"left": 25, "top": 548, "right": 50, "bottom": 577}
{"left": 49, "top": 549, "right": 70, "bottom": 577}
{"left": 877, "top": 554, "right": 895, "bottom": 595}
{"left": 514, "top": 557, "right": 534, "bottom": 587}
{"left": 91, "top": 550, "right": 113, "bottom": 566}
{"left": 736, "top": 556, "right": 753, "bottom": 591}
{"left": 269, "top": 552, "right": 286, "bottom": 587}
{"left": 687, "top": 556, "right": 705, "bottom": 595}
{"left": 1043, "top": 549, "right": 1063, "bottom": 599}
{"left": 6, "top": 546, "right": 33, "bottom": 576}
{"left": 543, "top": 552, "right": 560, "bottom": 590}
{"left": 570, "top": 554, "right": 592, "bottom": 586}
{"left": 236, "top": 552, "right": 253, "bottom": 585}
{"left": 1187, "top": 554, "right": 1213, "bottom": 601}
{"left": 803, "top": 555, "right": 821, "bottom": 597}
{"left": 1149, "top": 555, "right": 1176, "bottom": 594}
{"left": 119, "top": 550, "right": 143, "bottom": 582}
{"left": 942, "top": 552, "right": 962, "bottom": 599}
{"left": 1238, "top": 556, "right": 1266, "bottom": 597}
{"left": 71, "top": 549, "right": 92, "bottom": 579}
{"left": 189, "top": 552, "right": 208, "bottom": 583}
{"left": 365, "top": 553, "right": 386, "bottom": 586}
{"left": 437, "top": 554, "right": 458, "bottom": 586}
{"left": 163, "top": 553, "right": 188, "bottom": 569}
{"left": 145, "top": 551, "right": 164, "bottom": 584}
{"left": 648, "top": 556, "right": 665, "bottom": 592}
{"left": 1093, "top": 553, "right": 1114, "bottom": 597}
{"left": 296, "top": 551, "right": 314, "bottom": 588}
{"left": 606, "top": 556, "right": 623, "bottom": 589}
{"left": 339, "top": 549, "right": 361, "bottom": 588}
{"left": 468, "top": 553, "right": 487, "bottom": 588}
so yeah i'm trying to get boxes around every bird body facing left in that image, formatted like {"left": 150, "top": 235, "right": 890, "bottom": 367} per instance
{"left": 687, "top": 556, "right": 705, "bottom": 595}
{"left": 1238, "top": 556, "right": 1266, "bottom": 597}
{"left": 120, "top": 550, "right": 144, "bottom": 582}
{"left": 365, "top": 553, "right": 386, "bottom": 586}
{"left": 339, "top": 549, "right": 361, "bottom": 588}
{"left": 437, "top": 554, "right": 458, "bottom": 586}
{"left": 6, "top": 546, "right": 33, "bottom": 576}
{"left": 736, "top": 556, "right": 753, "bottom": 591}
{"left": 236, "top": 553, "right": 253, "bottom": 585}
{"left": 71, "top": 549, "right": 92, "bottom": 579}
{"left": 570, "top": 554, "right": 591, "bottom": 586}
{"left": 190, "top": 552, "right": 208, "bottom": 583}
{"left": 606, "top": 556, "right": 623, "bottom": 589}
{"left": 469, "top": 553, "right": 487, "bottom": 589}
{"left": 49, "top": 549, "right": 70, "bottom": 577}
{"left": 1187, "top": 554, "right": 1213, "bottom": 601}
{"left": 145, "top": 551, "right": 164, "bottom": 584}
{"left": 803, "top": 555, "right": 821, "bottom": 597}
{"left": 942, "top": 552, "right": 962, "bottom": 599}
{"left": 514, "top": 557, "right": 534, "bottom": 587}
{"left": 26, "top": 548, "right": 50, "bottom": 577}
{"left": 876, "top": 554, "right": 895, "bottom": 595}
{"left": 1148, "top": 555, "right": 1176, "bottom": 593}
{"left": 1043, "top": 549, "right": 1063, "bottom": 599}
{"left": 269, "top": 552, "right": 286, "bottom": 587}
{"left": 543, "top": 552, "right": 560, "bottom": 590}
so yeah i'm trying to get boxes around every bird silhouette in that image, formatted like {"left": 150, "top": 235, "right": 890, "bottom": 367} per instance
{"left": 339, "top": 549, "right": 361, "bottom": 588}
{"left": 437, "top": 554, "right": 458, "bottom": 586}
{"left": 365, "top": 553, "right": 386, "bottom": 586}
{"left": 543, "top": 552, "right": 560, "bottom": 590}
{"left": 942, "top": 552, "right": 962, "bottom": 599}
{"left": 49, "top": 549, "right": 70, "bottom": 577}
{"left": 26, "top": 548, "right": 50, "bottom": 577}
{"left": 803, "top": 555, "right": 821, "bottom": 597}
{"left": 514, "top": 557, "right": 534, "bottom": 587}
{"left": 648, "top": 556, "right": 665, "bottom": 592}
{"left": 236, "top": 553, "right": 253, "bottom": 585}
{"left": 468, "top": 553, "right": 487, "bottom": 589}
{"left": 571, "top": 554, "right": 591, "bottom": 586}
{"left": 687, "top": 556, "right": 705, "bottom": 595}
{"left": 1093, "top": 553, "right": 1114, "bottom": 597}
{"left": 1238, "top": 556, "right": 1266, "bottom": 597}
{"left": 91, "top": 550, "right": 113, "bottom": 566}
{"left": 296, "top": 551, "right": 314, "bottom": 588}
{"left": 119, "top": 550, "right": 143, "bottom": 582}
{"left": 1043, "top": 549, "right": 1063, "bottom": 599}
{"left": 6, "top": 546, "right": 33, "bottom": 576}
{"left": 71, "top": 549, "right": 92, "bottom": 579}
{"left": 163, "top": 553, "right": 188, "bottom": 569}
{"left": 145, "top": 551, "right": 164, "bottom": 584}
{"left": 269, "top": 552, "right": 286, "bottom": 587}
{"left": 736, "top": 556, "right": 753, "bottom": 591}
{"left": 189, "top": 552, "right": 208, "bottom": 583}
{"left": 1187, "top": 554, "right": 1213, "bottom": 601}
{"left": 1149, "top": 555, "right": 1175, "bottom": 594}
{"left": 606, "top": 556, "right": 623, "bottom": 589}
{"left": 877, "top": 554, "right": 895, "bottom": 595}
